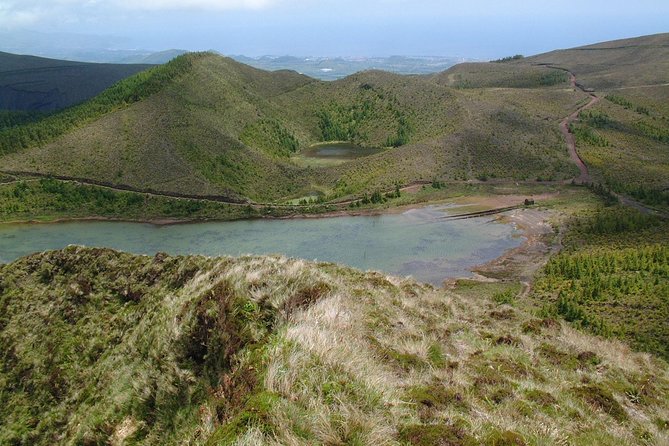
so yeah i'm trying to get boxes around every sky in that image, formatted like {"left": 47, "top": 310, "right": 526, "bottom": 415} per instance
{"left": 0, "top": 0, "right": 668, "bottom": 59}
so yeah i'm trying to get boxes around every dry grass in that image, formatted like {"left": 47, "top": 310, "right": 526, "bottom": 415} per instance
{"left": 219, "top": 261, "right": 669, "bottom": 445}
{"left": 1, "top": 248, "right": 667, "bottom": 445}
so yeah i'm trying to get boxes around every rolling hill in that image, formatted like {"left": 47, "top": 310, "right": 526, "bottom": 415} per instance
{"left": 0, "top": 33, "right": 667, "bottom": 207}
{"left": 0, "top": 51, "right": 152, "bottom": 112}
{"left": 524, "top": 33, "right": 669, "bottom": 90}
{"left": 0, "top": 52, "right": 580, "bottom": 202}
{"left": 519, "top": 33, "right": 669, "bottom": 202}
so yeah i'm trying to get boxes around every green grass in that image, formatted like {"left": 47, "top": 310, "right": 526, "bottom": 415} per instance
{"left": 568, "top": 90, "right": 669, "bottom": 207}
{"left": 438, "top": 63, "right": 569, "bottom": 89}
{"left": 0, "top": 178, "right": 336, "bottom": 223}
{"left": 239, "top": 118, "right": 300, "bottom": 158}
{"left": 2, "top": 247, "right": 668, "bottom": 445}
{"left": 525, "top": 33, "right": 669, "bottom": 90}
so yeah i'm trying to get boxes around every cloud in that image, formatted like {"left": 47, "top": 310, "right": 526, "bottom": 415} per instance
{"left": 0, "top": 0, "right": 282, "bottom": 28}
{"left": 0, "top": 2, "right": 45, "bottom": 28}
{"left": 115, "top": 0, "right": 279, "bottom": 10}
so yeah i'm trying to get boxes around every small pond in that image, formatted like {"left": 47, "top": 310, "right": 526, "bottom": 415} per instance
{"left": 301, "top": 143, "right": 384, "bottom": 160}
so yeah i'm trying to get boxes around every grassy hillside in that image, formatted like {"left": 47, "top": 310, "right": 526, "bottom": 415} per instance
{"left": 437, "top": 63, "right": 569, "bottom": 89}
{"left": 511, "top": 33, "right": 669, "bottom": 204}
{"left": 525, "top": 33, "right": 669, "bottom": 90}
{"left": 0, "top": 177, "right": 336, "bottom": 223}
{"left": 1, "top": 34, "right": 667, "bottom": 209}
{"left": 528, "top": 205, "right": 669, "bottom": 360}
{"left": 0, "top": 51, "right": 152, "bottom": 112}
{"left": 567, "top": 88, "right": 669, "bottom": 206}
{"left": 1, "top": 247, "right": 668, "bottom": 445}
{"left": 0, "top": 52, "right": 580, "bottom": 203}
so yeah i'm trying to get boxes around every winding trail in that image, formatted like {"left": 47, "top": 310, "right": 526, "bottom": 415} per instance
{"left": 552, "top": 69, "right": 668, "bottom": 218}
{"left": 559, "top": 71, "right": 600, "bottom": 184}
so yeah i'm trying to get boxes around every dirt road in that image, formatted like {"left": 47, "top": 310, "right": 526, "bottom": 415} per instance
{"left": 559, "top": 71, "right": 599, "bottom": 184}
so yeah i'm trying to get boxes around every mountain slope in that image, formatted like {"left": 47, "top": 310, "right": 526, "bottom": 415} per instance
{"left": 0, "top": 51, "right": 152, "bottom": 112}
{"left": 524, "top": 33, "right": 669, "bottom": 90}
{"left": 2, "top": 34, "right": 666, "bottom": 206}
{"left": 1, "top": 247, "right": 668, "bottom": 445}
{"left": 517, "top": 33, "right": 669, "bottom": 202}
{"left": 0, "top": 52, "right": 580, "bottom": 202}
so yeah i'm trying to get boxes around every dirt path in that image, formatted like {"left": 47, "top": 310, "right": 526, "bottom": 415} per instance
{"left": 552, "top": 70, "right": 669, "bottom": 218}
{"left": 559, "top": 71, "right": 599, "bottom": 184}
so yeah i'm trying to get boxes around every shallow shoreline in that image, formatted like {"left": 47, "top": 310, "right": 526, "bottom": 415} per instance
{"left": 0, "top": 195, "right": 559, "bottom": 287}
{"left": 0, "top": 191, "right": 559, "bottom": 227}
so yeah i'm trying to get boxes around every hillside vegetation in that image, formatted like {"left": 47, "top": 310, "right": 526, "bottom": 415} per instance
{"left": 0, "top": 52, "right": 580, "bottom": 203}
{"left": 0, "top": 51, "right": 151, "bottom": 112}
{"left": 0, "top": 34, "right": 667, "bottom": 210}
{"left": 525, "top": 33, "right": 669, "bottom": 90}
{"left": 567, "top": 88, "right": 669, "bottom": 206}
{"left": 1, "top": 247, "right": 668, "bottom": 445}
{"left": 528, "top": 205, "right": 669, "bottom": 360}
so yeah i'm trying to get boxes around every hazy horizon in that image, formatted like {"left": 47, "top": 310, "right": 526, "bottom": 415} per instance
{"left": 0, "top": 1, "right": 667, "bottom": 60}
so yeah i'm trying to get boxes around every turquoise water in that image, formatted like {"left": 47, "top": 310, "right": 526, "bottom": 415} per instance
{"left": 0, "top": 206, "right": 522, "bottom": 285}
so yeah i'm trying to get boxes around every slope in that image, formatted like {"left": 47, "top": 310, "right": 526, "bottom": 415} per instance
{"left": 0, "top": 51, "right": 152, "bottom": 112}
{"left": 524, "top": 33, "right": 669, "bottom": 90}
{"left": 517, "top": 34, "right": 669, "bottom": 205}
{"left": 1, "top": 247, "right": 668, "bottom": 445}
{"left": 0, "top": 52, "right": 580, "bottom": 202}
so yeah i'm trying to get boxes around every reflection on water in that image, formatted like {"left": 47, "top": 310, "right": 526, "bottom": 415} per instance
{"left": 301, "top": 143, "right": 384, "bottom": 160}
{"left": 0, "top": 206, "right": 522, "bottom": 285}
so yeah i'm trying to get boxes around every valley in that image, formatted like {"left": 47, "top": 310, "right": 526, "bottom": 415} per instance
{"left": 0, "top": 31, "right": 668, "bottom": 446}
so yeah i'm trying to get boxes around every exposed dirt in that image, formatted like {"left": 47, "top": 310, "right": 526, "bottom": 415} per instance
{"left": 559, "top": 71, "right": 599, "bottom": 184}
{"left": 443, "top": 192, "right": 559, "bottom": 211}
{"left": 467, "top": 208, "right": 560, "bottom": 285}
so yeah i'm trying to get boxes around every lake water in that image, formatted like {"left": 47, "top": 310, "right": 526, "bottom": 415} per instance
{"left": 301, "top": 143, "right": 384, "bottom": 160}
{"left": 0, "top": 206, "right": 522, "bottom": 285}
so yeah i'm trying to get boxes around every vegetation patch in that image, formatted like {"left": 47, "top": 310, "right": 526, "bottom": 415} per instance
{"left": 240, "top": 118, "right": 300, "bottom": 157}
{"left": 1, "top": 247, "right": 668, "bottom": 444}
{"left": 484, "top": 429, "right": 526, "bottom": 446}
{"left": 532, "top": 206, "right": 669, "bottom": 359}
{"left": 572, "top": 384, "right": 628, "bottom": 422}
{"left": 405, "top": 384, "right": 467, "bottom": 412}
{"left": 399, "top": 423, "right": 476, "bottom": 446}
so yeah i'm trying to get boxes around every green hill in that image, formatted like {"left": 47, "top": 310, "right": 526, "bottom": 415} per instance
{"left": 0, "top": 51, "right": 152, "bottom": 112}
{"left": 0, "top": 34, "right": 667, "bottom": 207}
{"left": 0, "top": 52, "right": 579, "bottom": 202}
{"left": 524, "top": 33, "right": 669, "bottom": 90}
{"left": 520, "top": 33, "right": 669, "bottom": 204}
{"left": 1, "top": 247, "right": 668, "bottom": 445}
